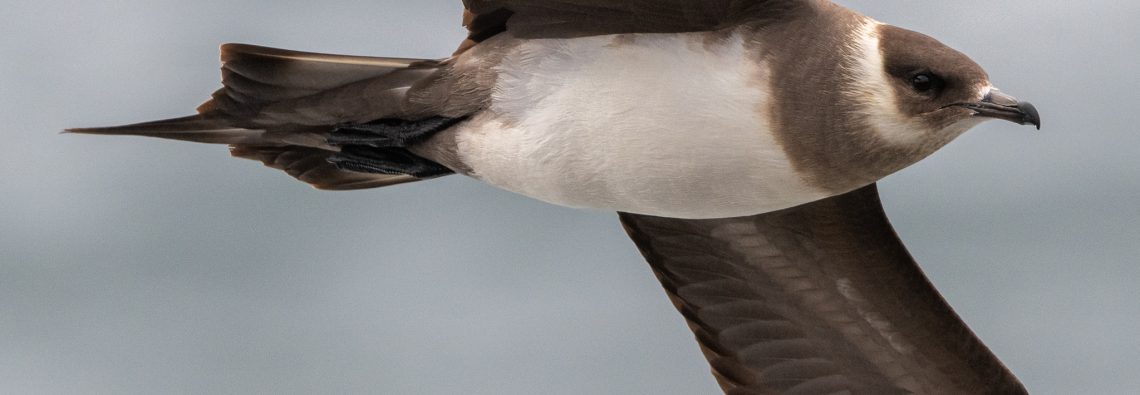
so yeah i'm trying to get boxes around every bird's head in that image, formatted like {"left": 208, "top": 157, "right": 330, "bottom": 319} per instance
{"left": 870, "top": 23, "right": 1039, "bottom": 133}
{"left": 784, "top": 18, "right": 1041, "bottom": 193}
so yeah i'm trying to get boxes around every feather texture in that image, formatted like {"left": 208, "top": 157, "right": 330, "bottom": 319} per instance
{"left": 69, "top": 44, "right": 448, "bottom": 190}
{"left": 461, "top": 0, "right": 811, "bottom": 40}
{"left": 619, "top": 184, "right": 1027, "bottom": 395}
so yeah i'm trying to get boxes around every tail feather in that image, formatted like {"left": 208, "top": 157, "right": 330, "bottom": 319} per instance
{"left": 66, "top": 115, "right": 265, "bottom": 145}
{"left": 70, "top": 43, "right": 453, "bottom": 191}
{"left": 203, "top": 43, "right": 434, "bottom": 115}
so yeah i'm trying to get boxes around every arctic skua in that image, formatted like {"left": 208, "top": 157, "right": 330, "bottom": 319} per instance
{"left": 71, "top": 0, "right": 1042, "bottom": 394}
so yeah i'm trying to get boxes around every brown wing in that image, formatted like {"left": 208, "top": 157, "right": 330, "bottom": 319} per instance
{"left": 228, "top": 146, "right": 418, "bottom": 191}
{"left": 457, "top": 0, "right": 810, "bottom": 52}
{"left": 619, "top": 184, "right": 1026, "bottom": 395}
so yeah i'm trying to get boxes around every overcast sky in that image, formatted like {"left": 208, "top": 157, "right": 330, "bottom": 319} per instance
{"left": 2, "top": 1, "right": 1137, "bottom": 394}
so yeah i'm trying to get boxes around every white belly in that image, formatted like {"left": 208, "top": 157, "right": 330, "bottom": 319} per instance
{"left": 454, "top": 31, "right": 828, "bottom": 219}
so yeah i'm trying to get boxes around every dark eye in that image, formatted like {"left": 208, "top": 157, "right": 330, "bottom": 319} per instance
{"left": 911, "top": 72, "right": 942, "bottom": 93}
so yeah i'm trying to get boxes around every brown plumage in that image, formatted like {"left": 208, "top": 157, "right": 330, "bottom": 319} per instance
{"left": 621, "top": 184, "right": 1027, "bottom": 394}
{"left": 70, "top": 1, "right": 1041, "bottom": 393}
{"left": 68, "top": 44, "right": 446, "bottom": 190}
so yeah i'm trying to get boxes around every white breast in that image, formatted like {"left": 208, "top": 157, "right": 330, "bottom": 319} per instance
{"left": 453, "top": 31, "right": 828, "bottom": 219}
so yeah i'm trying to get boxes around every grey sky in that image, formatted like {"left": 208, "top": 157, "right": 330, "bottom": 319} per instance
{"left": 2, "top": 1, "right": 1137, "bottom": 394}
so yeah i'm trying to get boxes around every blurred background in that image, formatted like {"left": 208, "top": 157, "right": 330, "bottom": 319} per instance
{"left": 1, "top": 1, "right": 1136, "bottom": 394}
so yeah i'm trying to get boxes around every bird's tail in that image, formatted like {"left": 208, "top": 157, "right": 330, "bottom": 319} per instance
{"left": 68, "top": 43, "right": 450, "bottom": 190}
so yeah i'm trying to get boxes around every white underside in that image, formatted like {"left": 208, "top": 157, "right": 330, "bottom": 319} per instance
{"left": 453, "top": 31, "right": 828, "bottom": 219}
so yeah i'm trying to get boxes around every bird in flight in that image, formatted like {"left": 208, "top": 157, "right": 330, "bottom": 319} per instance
{"left": 71, "top": 1, "right": 1041, "bottom": 393}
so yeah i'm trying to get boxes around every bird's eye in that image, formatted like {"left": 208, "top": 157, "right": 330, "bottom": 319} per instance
{"left": 910, "top": 72, "right": 942, "bottom": 93}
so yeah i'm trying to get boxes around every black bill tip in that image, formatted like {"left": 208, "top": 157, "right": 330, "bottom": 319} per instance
{"left": 1017, "top": 101, "right": 1041, "bottom": 130}
{"left": 952, "top": 89, "right": 1042, "bottom": 130}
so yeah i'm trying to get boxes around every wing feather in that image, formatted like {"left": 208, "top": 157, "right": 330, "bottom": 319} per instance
{"left": 459, "top": 0, "right": 811, "bottom": 45}
{"left": 619, "top": 184, "right": 1026, "bottom": 395}
{"left": 229, "top": 145, "right": 418, "bottom": 190}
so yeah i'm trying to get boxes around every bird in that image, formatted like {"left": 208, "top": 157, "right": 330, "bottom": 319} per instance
{"left": 69, "top": 0, "right": 1042, "bottom": 394}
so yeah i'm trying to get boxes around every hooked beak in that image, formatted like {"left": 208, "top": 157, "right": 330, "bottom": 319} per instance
{"left": 950, "top": 89, "right": 1042, "bottom": 130}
